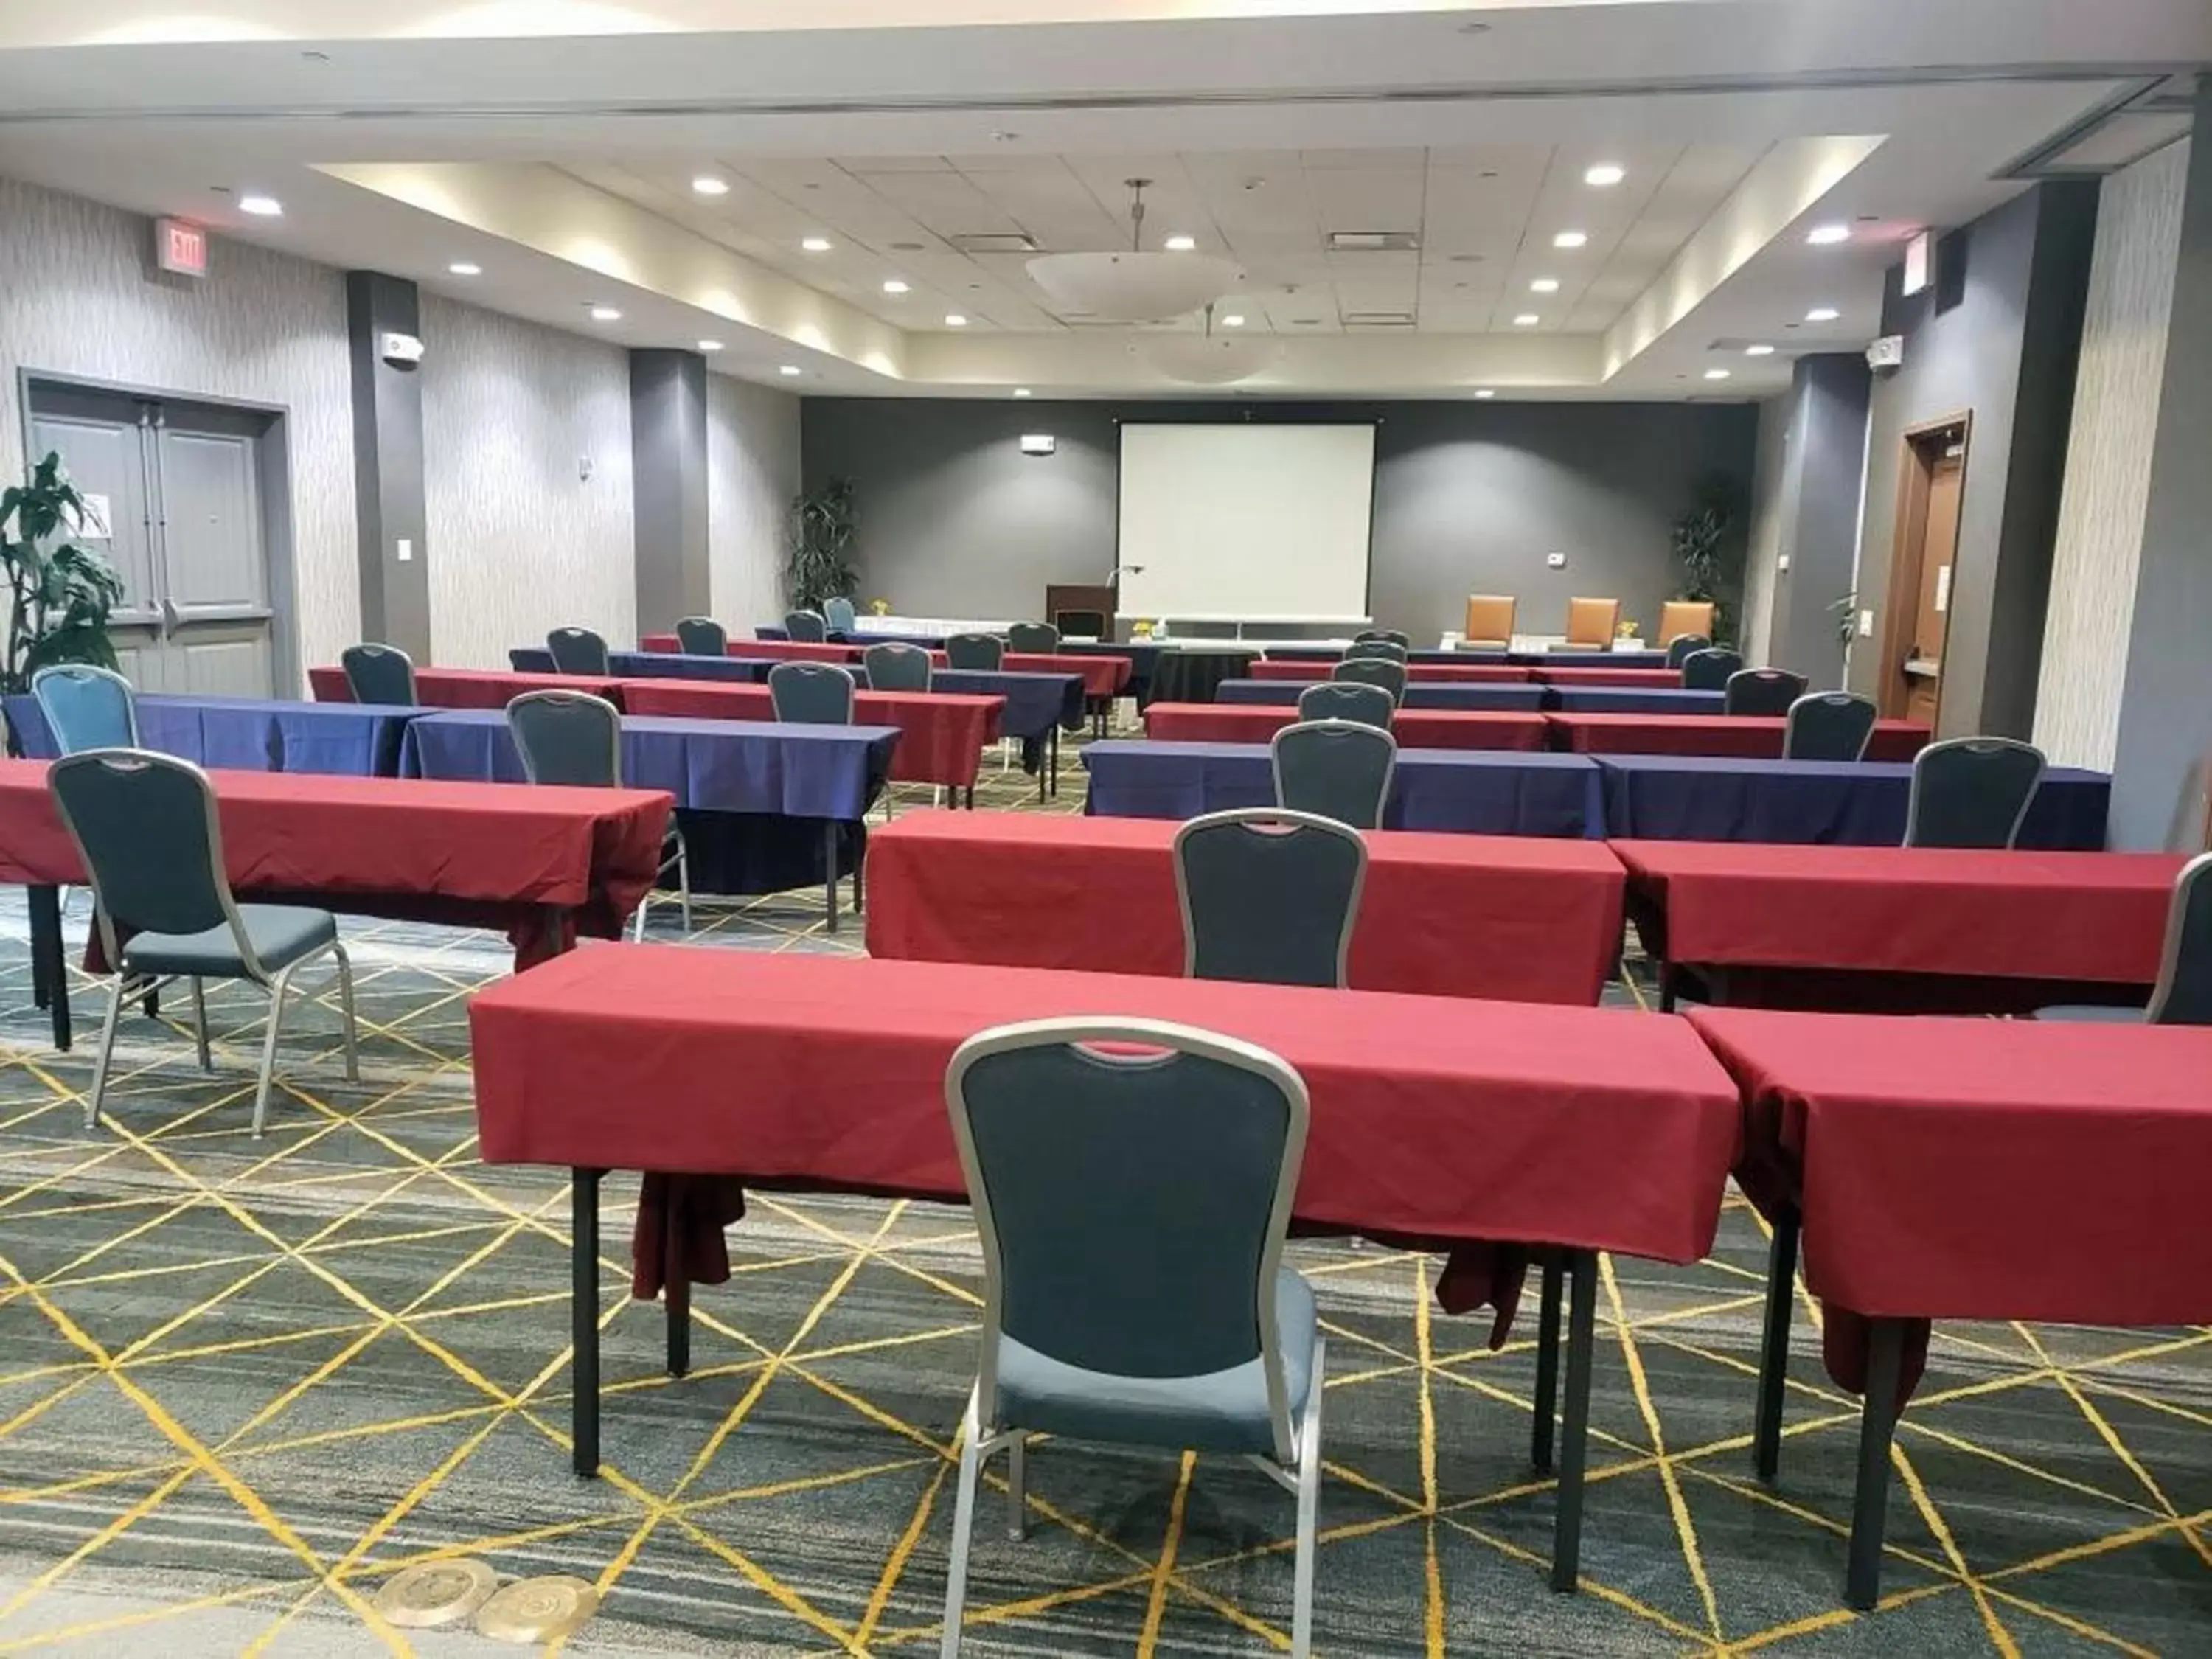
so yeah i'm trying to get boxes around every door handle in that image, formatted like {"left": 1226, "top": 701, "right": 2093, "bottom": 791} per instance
{"left": 159, "top": 598, "right": 181, "bottom": 636}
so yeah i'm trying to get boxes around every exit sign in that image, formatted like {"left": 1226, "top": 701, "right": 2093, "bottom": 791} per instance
{"left": 155, "top": 217, "right": 208, "bottom": 278}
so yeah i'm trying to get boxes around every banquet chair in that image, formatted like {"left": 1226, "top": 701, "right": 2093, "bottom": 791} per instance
{"left": 1723, "top": 667, "right": 1809, "bottom": 717}
{"left": 338, "top": 644, "right": 417, "bottom": 706}
{"left": 1354, "top": 628, "right": 1411, "bottom": 649}
{"left": 675, "top": 616, "right": 727, "bottom": 657}
{"left": 1904, "top": 737, "right": 2045, "bottom": 849}
{"left": 1272, "top": 720, "right": 1397, "bottom": 831}
{"left": 939, "top": 1017, "right": 1324, "bottom": 1659}
{"left": 1331, "top": 657, "right": 1407, "bottom": 706}
{"left": 1343, "top": 639, "right": 1409, "bottom": 664}
{"left": 1174, "top": 809, "right": 1368, "bottom": 988}
{"left": 1680, "top": 647, "right": 1744, "bottom": 691}
{"left": 507, "top": 690, "right": 689, "bottom": 936}
{"left": 2039, "top": 852, "right": 2212, "bottom": 1025}
{"left": 546, "top": 626, "right": 611, "bottom": 676}
{"left": 863, "top": 642, "right": 933, "bottom": 692}
{"left": 1006, "top": 622, "right": 1060, "bottom": 653}
{"left": 1657, "top": 599, "right": 1717, "bottom": 647}
{"left": 1462, "top": 595, "right": 1515, "bottom": 651}
{"left": 1784, "top": 692, "right": 1878, "bottom": 761}
{"left": 823, "top": 597, "right": 858, "bottom": 635}
{"left": 1296, "top": 681, "right": 1394, "bottom": 732}
{"left": 48, "top": 750, "right": 358, "bottom": 1137}
{"left": 946, "top": 633, "right": 1005, "bottom": 670}
{"left": 31, "top": 664, "right": 139, "bottom": 752}
{"left": 1561, "top": 597, "right": 1621, "bottom": 650}
{"left": 1664, "top": 633, "right": 1712, "bottom": 671}
{"left": 784, "top": 610, "right": 830, "bottom": 643}
{"left": 768, "top": 661, "right": 857, "bottom": 725}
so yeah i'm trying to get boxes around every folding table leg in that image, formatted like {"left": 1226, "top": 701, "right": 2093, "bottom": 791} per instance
{"left": 1754, "top": 1204, "right": 1801, "bottom": 1483}
{"left": 1551, "top": 1248, "right": 1596, "bottom": 1593}
{"left": 1658, "top": 961, "right": 1678, "bottom": 1014}
{"left": 572, "top": 1168, "right": 603, "bottom": 1478}
{"left": 1845, "top": 1318, "right": 1905, "bottom": 1610}
{"left": 664, "top": 1273, "right": 691, "bottom": 1379}
{"left": 1531, "top": 1253, "right": 1563, "bottom": 1474}
{"left": 824, "top": 823, "right": 840, "bottom": 935}
{"left": 27, "top": 886, "right": 70, "bottom": 1051}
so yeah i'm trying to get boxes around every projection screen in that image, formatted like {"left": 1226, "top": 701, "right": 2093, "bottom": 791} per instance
{"left": 1116, "top": 423, "right": 1377, "bottom": 622}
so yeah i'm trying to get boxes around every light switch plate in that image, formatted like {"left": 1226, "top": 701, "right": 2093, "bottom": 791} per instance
{"left": 1778, "top": 553, "right": 1791, "bottom": 572}
{"left": 1545, "top": 552, "right": 1566, "bottom": 569}
{"left": 395, "top": 538, "right": 414, "bottom": 563}
{"left": 1857, "top": 608, "right": 1875, "bottom": 638}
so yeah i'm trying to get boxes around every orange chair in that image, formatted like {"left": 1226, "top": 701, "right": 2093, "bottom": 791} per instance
{"left": 1560, "top": 597, "right": 1621, "bottom": 650}
{"left": 1461, "top": 595, "right": 1516, "bottom": 650}
{"left": 1656, "top": 599, "right": 1716, "bottom": 646}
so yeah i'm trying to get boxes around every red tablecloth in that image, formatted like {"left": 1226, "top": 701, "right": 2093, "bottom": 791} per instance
{"left": 0, "top": 758, "right": 668, "bottom": 966}
{"left": 637, "top": 636, "right": 1131, "bottom": 698}
{"left": 309, "top": 664, "right": 627, "bottom": 711}
{"left": 619, "top": 678, "right": 1001, "bottom": 788}
{"left": 1548, "top": 713, "right": 1927, "bottom": 760}
{"left": 1689, "top": 1007, "right": 2212, "bottom": 1394}
{"left": 1251, "top": 659, "right": 1531, "bottom": 684}
{"left": 1143, "top": 702, "right": 1548, "bottom": 752}
{"left": 865, "top": 811, "right": 1624, "bottom": 1004}
{"left": 1528, "top": 668, "right": 1683, "bottom": 689}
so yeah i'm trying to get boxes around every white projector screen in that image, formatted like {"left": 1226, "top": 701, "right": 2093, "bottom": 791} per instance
{"left": 1116, "top": 424, "right": 1377, "bottom": 622}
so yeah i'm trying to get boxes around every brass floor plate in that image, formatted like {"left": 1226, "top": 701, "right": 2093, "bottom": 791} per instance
{"left": 371, "top": 1559, "right": 499, "bottom": 1629}
{"left": 473, "top": 1575, "right": 601, "bottom": 1644}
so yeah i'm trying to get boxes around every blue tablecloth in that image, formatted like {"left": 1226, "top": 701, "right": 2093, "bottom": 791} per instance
{"left": 917, "top": 669, "right": 1081, "bottom": 741}
{"left": 1594, "top": 755, "right": 2110, "bottom": 847}
{"left": 1212, "top": 678, "right": 1549, "bottom": 712}
{"left": 1081, "top": 740, "right": 1603, "bottom": 837}
{"left": 1259, "top": 646, "right": 1494, "bottom": 666}
{"left": 509, "top": 647, "right": 773, "bottom": 684}
{"left": 1547, "top": 687, "right": 1722, "bottom": 715}
{"left": 4, "top": 692, "right": 422, "bottom": 776}
{"left": 1517, "top": 650, "right": 1672, "bottom": 669}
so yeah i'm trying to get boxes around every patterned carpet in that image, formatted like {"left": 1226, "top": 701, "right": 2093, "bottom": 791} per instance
{"left": 0, "top": 739, "right": 2203, "bottom": 1656}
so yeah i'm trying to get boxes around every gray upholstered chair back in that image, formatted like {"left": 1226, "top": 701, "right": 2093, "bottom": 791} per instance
{"left": 1665, "top": 633, "right": 1713, "bottom": 670}
{"left": 1174, "top": 809, "right": 1368, "bottom": 989}
{"left": 2149, "top": 852, "right": 2212, "bottom": 1024}
{"left": 1724, "top": 667, "right": 1809, "bottom": 717}
{"left": 49, "top": 751, "right": 234, "bottom": 960}
{"left": 768, "top": 661, "right": 857, "bottom": 725}
{"left": 1905, "top": 737, "right": 2046, "bottom": 849}
{"left": 507, "top": 691, "right": 623, "bottom": 787}
{"left": 784, "top": 609, "right": 829, "bottom": 643}
{"left": 1271, "top": 719, "right": 1397, "bottom": 831}
{"left": 1784, "top": 692, "right": 1878, "bottom": 761}
{"left": 1354, "top": 628, "right": 1411, "bottom": 648}
{"left": 1330, "top": 656, "right": 1407, "bottom": 705}
{"left": 546, "top": 626, "right": 611, "bottom": 676}
{"left": 338, "top": 644, "right": 416, "bottom": 707}
{"left": 1343, "top": 639, "right": 1408, "bottom": 664}
{"left": 1680, "top": 647, "right": 1744, "bottom": 691}
{"left": 1296, "top": 681, "right": 1393, "bottom": 731}
{"left": 675, "top": 617, "right": 727, "bottom": 656}
{"left": 1006, "top": 622, "right": 1060, "bottom": 653}
{"left": 823, "top": 597, "right": 858, "bottom": 635}
{"left": 31, "top": 664, "right": 139, "bottom": 752}
{"left": 946, "top": 633, "right": 1005, "bottom": 670}
{"left": 946, "top": 1016, "right": 1309, "bottom": 1459}
{"left": 863, "top": 643, "right": 933, "bottom": 692}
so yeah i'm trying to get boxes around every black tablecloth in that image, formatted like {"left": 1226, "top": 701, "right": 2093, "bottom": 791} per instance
{"left": 1144, "top": 649, "right": 1259, "bottom": 707}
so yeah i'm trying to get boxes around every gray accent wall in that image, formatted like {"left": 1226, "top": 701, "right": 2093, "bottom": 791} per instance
{"left": 1741, "top": 355, "right": 1871, "bottom": 689}
{"left": 801, "top": 397, "right": 1757, "bottom": 641}
{"left": 708, "top": 376, "right": 801, "bottom": 633}
{"left": 630, "top": 348, "right": 710, "bottom": 633}
{"left": 348, "top": 271, "right": 428, "bottom": 660}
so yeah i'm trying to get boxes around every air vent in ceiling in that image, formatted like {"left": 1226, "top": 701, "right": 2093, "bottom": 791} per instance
{"left": 1343, "top": 311, "right": 1416, "bottom": 328}
{"left": 1328, "top": 231, "right": 1419, "bottom": 252}
{"left": 949, "top": 232, "right": 1040, "bottom": 254}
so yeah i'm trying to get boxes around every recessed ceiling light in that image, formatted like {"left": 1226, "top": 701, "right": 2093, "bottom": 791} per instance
{"left": 800, "top": 236, "right": 832, "bottom": 253}
{"left": 1745, "top": 344, "right": 1776, "bottom": 357}
{"left": 883, "top": 279, "right": 910, "bottom": 295}
{"left": 447, "top": 261, "right": 481, "bottom": 276}
{"left": 1222, "top": 313, "right": 1246, "bottom": 327}
{"left": 238, "top": 194, "right": 282, "bottom": 217}
{"left": 588, "top": 305, "right": 622, "bottom": 322}
{"left": 779, "top": 365, "right": 803, "bottom": 378}
{"left": 1529, "top": 277, "right": 1560, "bottom": 293}
{"left": 1513, "top": 313, "right": 1541, "bottom": 327}
{"left": 1013, "top": 388, "right": 1032, "bottom": 398}
{"left": 1164, "top": 234, "right": 1197, "bottom": 252}
{"left": 1703, "top": 367, "right": 1733, "bottom": 380}
{"left": 945, "top": 313, "right": 968, "bottom": 327}
{"left": 698, "top": 338, "right": 724, "bottom": 352}
{"left": 692, "top": 175, "right": 730, "bottom": 196}
{"left": 1806, "top": 223, "right": 1851, "bottom": 246}
{"left": 1584, "top": 164, "right": 1626, "bottom": 187}
{"left": 1552, "top": 230, "right": 1588, "bottom": 249}
{"left": 1473, "top": 389, "right": 1496, "bottom": 399}
{"left": 1806, "top": 305, "right": 1841, "bottom": 322}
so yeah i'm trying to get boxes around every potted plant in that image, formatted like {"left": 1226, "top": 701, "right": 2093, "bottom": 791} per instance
{"left": 787, "top": 476, "right": 858, "bottom": 611}
{"left": 1, "top": 452, "right": 125, "bottom": 696}
{"left": 1672, "top": 474, "right": 1745, "bottom": 645}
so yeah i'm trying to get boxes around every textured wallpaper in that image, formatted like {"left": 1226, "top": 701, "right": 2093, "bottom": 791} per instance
{"left": 2034, "top": 141, "right": 2190, "bottom": 769}
{"left": 420, "top": 292, "right": 636, "bottom": 667}
{"left": 708, "top": 375, "right": 800, "bottom": 632}
{"left": 0, "top": 175, "right": 358, "bottom": 689}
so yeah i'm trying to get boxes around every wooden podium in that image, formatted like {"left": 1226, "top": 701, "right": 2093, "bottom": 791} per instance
{"left": 1043, "top": 582, "right": 1118, "bottom": 640}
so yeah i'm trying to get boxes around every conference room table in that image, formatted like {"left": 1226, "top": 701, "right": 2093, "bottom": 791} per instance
{"left": 469, "top": 946, "right": 1741, "bottom": 1591}
{"left": 1214, "top": 678, "right": 1550, "bottom": 712}
{"left": 642, "top": 633, "right": 1130, "bottom": 703}
{"left": 1546, "top": 687, "right": 1722, "bottom": 716}
{"left": 1547, "top": 713, "right": 1930, "bottom": 761}
{"left": 1688, "top": 1009, "right": 2212, "bottom": 1609}
{"left": 5, "top": 692, "right": 424, "bottom": 778}
{"left": 1527, "top": 667, "right": 1684, "bottom": 689}
{"left": 1259, "top": 645, "right": 1489, "bottom": 665}
{"left": 1251, "top": 659, "right": 1533, "bottom": 684}
{"left": 865, "top": 811, "right": 1626, "bottom": 1004}
{"left": 1518, "top": 649, "right": 1671, "bottom": 669}
{"left": 1144, "top": 702, "right": 1548, "bottom": 751}
{"left": 0, "top": 757, "right": 669, "bottom": 1049}
{"left": 1618, "top": 841, "right": 2182, "bottom": 1014}
{"left": 402, "top": 709, "right": 898, "bottom": 929}
{"left": 1142, "top": 647, "right": 1257, "bottom": 706}
{"left": 309, "top": 664, "right": 627, "bottom": 710}
{"left": 1595, "top": 754, "right": 2111, "bottom": 847}
{"left": 1082, "top": 739, "right": 1605, "bottom": 837}
{"left": 618, "top": 678, "right": 1002, "bottom": 797}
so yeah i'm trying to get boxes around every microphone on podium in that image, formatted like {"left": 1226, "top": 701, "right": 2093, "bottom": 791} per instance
{"left": 1105, "top": 563, "right": 1146, "bottom": 582}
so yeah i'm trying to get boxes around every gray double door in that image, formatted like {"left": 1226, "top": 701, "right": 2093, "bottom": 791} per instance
{"left": 29, "top": 383, "right": 280, "bottom": 696}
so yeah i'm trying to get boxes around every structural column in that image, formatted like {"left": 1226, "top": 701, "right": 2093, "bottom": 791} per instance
{"left": 347, "top": 271, "right": 431, "bottom": 659}
{"left": 630, "top": 349, "right": 711, "bottom": 632}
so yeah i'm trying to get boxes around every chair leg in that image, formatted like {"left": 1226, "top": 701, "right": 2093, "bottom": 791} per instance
{"left": 631, "top": 889, "right": 650, "bottom": 942}
{"left": 252, "top": 965, "right": 296, "bottom": 1138}
{"left": 675, "top": 831, "right": 692, "bottom": 934}
{"left": 190, "top": 978, "right": 212, "bottom": 1072}
{"left": 84, "top": 975, "right": 130, "bottom": 1132}
{"left": 1005, "top": 1433, "right": 1026, "bottom": 1540}
{"left": 939, "top": 1388, "right": 984, "bottom": 1659}
{"left": 332, "top": 944, "right": 361, "bottom": 1082}
{"left": 1290, "top": 1334, "right": 1326, "bottom": 1659}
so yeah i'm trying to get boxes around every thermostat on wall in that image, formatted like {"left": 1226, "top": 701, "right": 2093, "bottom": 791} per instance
{"left": 1545, "top": 552, "right": 1566, "bottom": 569}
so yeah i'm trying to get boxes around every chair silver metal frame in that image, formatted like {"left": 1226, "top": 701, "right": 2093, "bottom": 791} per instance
{"left": 1680, "top": 647, "right": 1744, "bottom": 691}
{"left": 945, "top": 633, "right": 1005, "bottom": 670}
{"left": 674, "top": 616, "right": 727, "bottom": 657}
{"left": 1904, "top": 736, "right": 2046, "bottom": 850}
{"left": 1271, "top": 719, "right": 1397, "bottom": 830}
{"left": 784, "top": 609, "right": 830, "bottom": 643}
{"left": 1330, "top": 656, "right": 1408, "bottom": 705}
{"left": 823, "top": 597, "right": 858, "bottom": 635}
{"left": 1723, "top": 667, "right": 1809, "bottom": 718}
{"left": 1663, "top": 633, "right": 1713, "bottom": 671}
{"left": 30, "top": 664, "right": 140, "bottom": 751}
{"left": 863, "top": 642, "right": 933, "bottom": 692}
{"left": 767, "top": 661, "right": 858, "bottom": 725}
{"left": 507, "top": 691, "right": 691, "bottom": 936}
{"left": 1006, "top": 622, "right": 1060, "bottom": 653}
{"left": 2145, "top": 851, "right": 2212, "bottom": 1023}
{"left": 1172, "top": 808, "right": 1369, "bottom": 989}
{"left": 337, "top": 643, "right": 417, "bottom": 707}
{"left": 1783, "top": 692, "right": 1877, "bottom": 761}
{"left": 940, "top": 1016, "right": 1324, "bottom": 1659}
{"left": 48, "top": 750, "right": 359, "bottom": 1137}
{"left": 1354, "top": 628, "right": 1411, "bottom": 648}
{"left": 546, "top": 626, "right": 611, "bottom": 675}
{"left": 1295, "top": 681, "right": 1394, "bottom": 731}
{"left": 1343, "top": 638, "right": 1409, "bottom": 664}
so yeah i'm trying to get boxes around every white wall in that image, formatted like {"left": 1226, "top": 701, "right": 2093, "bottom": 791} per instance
{"left": 0, "top": 175, "right": 357, "bottom": 686}
{"left": 707, "top": 375, "right": 799, "bottom": 633}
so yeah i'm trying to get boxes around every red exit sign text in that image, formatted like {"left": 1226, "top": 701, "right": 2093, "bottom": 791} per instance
{"left": 156, "top": 218, "right": 209, "bottom": 278}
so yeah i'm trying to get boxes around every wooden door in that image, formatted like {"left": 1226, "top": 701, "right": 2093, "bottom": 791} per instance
{"left": 1878, "top": 416, "right": 1971, "bottom": 723}
{"left": 1903, "top": 455, "right": 1964, "bottom": 726}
